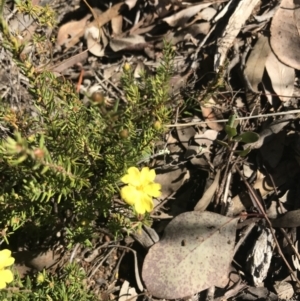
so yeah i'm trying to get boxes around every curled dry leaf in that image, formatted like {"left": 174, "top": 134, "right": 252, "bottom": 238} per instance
{"left": 142, "top": 211, "right": 238, "bottom": 299}
{"left": 244, "top": 35, "right": 270, "bottom": 93}
{"left": 85, "top": 26, "right": 105, "bottom": 57}
{"left": 265, "top": 51, "right": 295, "bottom": 101}
{"left": 270, "top": 0, "right": 300, "bottom": 69}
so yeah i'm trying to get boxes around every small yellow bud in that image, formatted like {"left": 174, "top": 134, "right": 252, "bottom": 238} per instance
{"left": 28, "top": 135, "right": 36, "bottom": 142}
{"left": 119, "top": 129, "right": 129, "bottom": 139}
{"left": 37, "top": 273, "right": 45, "bottom": 284}
{"left": 153, "top": 120, "right": 162, "bottom": 130}
{"left": 91, "top": 92, "right": 105, "bottom": 105}
{"left": 123, "top": 63, "right": 131, "bottom": 71}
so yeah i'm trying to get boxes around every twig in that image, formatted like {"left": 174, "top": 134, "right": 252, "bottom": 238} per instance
{"left": 110, "top": 249, "right": 126, "bottom": 281}
{"left": 215, "top": 142, "right": 238, "bottom": 205}
{"left": 221, "top": 170, "right": 232, "bottom": 215}
{"left": 165, "top": 110, "right": 300, "bottom": 127}
{"left": 106, "top": 244, "right": 144, "bottom": 292}
{"left": 88, "top": 247, "right": 115, "bottom": 280}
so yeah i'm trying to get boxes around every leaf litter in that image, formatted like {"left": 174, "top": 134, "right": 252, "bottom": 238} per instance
{"left": 4, "top": 0, "right": 300, "bottom": 299}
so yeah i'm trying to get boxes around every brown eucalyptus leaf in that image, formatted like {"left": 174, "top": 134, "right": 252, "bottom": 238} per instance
{"left": 244, "top": 35, "right": 270, "bottom": 93}
{"left": 142, "top": 211, "right": 238, "bottom": 299}
{"left": 270, "top": 0, "right": 300, "bottom": 69}
{"left": 265, "top": 51, "right": 295, "bottom": 101}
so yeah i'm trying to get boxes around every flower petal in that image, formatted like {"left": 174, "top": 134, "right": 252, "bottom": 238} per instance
{"left": 0, "top": 279, "right": 6, "bottom": 289}
{"left": 121, "top": 167, "right": 141, "bottom": 186}
{"left": 0, "top": 250, "right": 14, "bottom": 270}
{"left": 144, "top": 183, "right": 162, "bottom": 198}
{"left": 140, "top": 167, "right": 156, "bottom": 183}
{"left": 121, "top": 185, "right": 140, "bottom": 205}
{"left": 134, "top": 193, "right": 154, "bottom": 214}
{"left": 0, "top": 269, "right": 13, "bottom": 288}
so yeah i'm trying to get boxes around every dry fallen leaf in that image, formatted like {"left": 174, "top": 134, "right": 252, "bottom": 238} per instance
{"left": 109, "top": 35, "right": 146, "bottom": 52}
{"left": 142, "top": 211, "right": 238, "bottom": 299}
{"left": 155, "top": 167, "right": 188, "bottom": 199}
{"left": 270, "top": 0, "right": 300, "bottom": 69}
{"left": 244, "top": 35, "right": 270, "bottom": 93}
{"left": 85, "top": 26, "right": 106, "bottom": 57}
{"left": 49, "top": 52, "right": 89, "bottom": 73}
{"left": 271, "top": 209, "right": 300, "bottom": 228}
{"left": 194, "top": 169, "right": 220, "bottom": 212}
{"left": 259, "top": 131, "right": 285, "bottom": 169}
{"left": 201, "top": 100, "right": 224, "bottom": 132}
{"left": 163, "top": 3, "right": 212, "bottom": 27}
{"left": 57, "top": 2, "right": 125, "bottom": 51}
{"left": 111, "top": 15, "right": 123, "bottom": 36}
{"left": 56, "top": 14, "right": 91, "bottom": 48}
{"left": 265, "top": 51, "right": 295, "bottom": 101}
{"left": 118, "top": 280, "right": 137, "bottom": 301}
{"left": 125, "top": 0, "right": 138, "bottom": 10}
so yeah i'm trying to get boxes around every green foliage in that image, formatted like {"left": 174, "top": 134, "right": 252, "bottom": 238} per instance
{"left": 220, "top": 114, "right": 259, "bottom": 156}
{"left": 0, "top": 40, "right": 175, "bottom": 245}
{"left": 0, "top": 263, "right": 95, "bottom": 300}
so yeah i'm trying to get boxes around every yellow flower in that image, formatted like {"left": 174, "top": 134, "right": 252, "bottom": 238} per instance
{"left": 0, "top": 249, "right": 15, "bottom": 289}
{"left": 120, "top": 167, "right": 161, "bottom": 214}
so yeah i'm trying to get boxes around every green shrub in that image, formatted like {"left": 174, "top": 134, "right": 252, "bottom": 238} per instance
{"left": 0, "top": 44, "right": 174, "bottom": 244}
